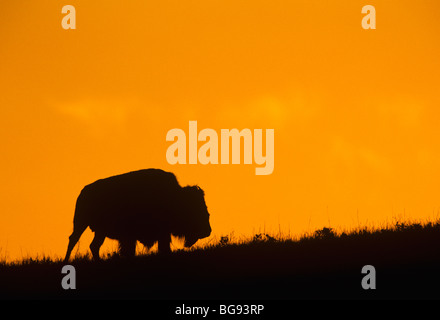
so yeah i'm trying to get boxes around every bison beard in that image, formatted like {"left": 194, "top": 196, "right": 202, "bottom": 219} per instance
{"left": 64, "top": 169, "right": 211, "bottom": 261}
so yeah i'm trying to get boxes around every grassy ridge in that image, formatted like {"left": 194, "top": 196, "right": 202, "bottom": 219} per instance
{"left": 1, "top": 220, "right": 440, "bottom": 299}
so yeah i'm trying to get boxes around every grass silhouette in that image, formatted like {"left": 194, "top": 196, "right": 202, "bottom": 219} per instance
{"left": 1, "top": 220, "right": 439, "bottom": 299}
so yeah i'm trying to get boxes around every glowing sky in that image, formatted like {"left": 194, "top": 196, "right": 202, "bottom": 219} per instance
{"left": 1, "top": 0, "right": 439, "bottom": 261}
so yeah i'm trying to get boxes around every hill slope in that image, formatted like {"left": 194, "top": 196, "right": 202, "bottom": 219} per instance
{"left": 1, "top": 221, "right": 439, "bottom": 299}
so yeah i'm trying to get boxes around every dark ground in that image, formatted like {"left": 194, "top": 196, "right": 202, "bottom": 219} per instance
{"left": 1, "top": 221, "right": 439, "bottom": 300}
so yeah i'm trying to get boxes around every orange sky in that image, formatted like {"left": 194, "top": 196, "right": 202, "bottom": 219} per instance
{"left": 1, "top": 1, "right": 440, "bottom": 261}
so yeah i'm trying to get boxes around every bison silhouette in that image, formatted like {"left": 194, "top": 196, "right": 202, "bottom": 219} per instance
{"left": 64, "top": 169, "right": 211, "bottom": 261}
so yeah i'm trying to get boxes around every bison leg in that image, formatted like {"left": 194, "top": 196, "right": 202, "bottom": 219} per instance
{"left": 158, "top": 235, "right": 171, "bottom": 254}
{"left": 64, "top": 223, "right": 88, "bottom": 262}
{"left": 90, "top": 232, "right": 105, "bottom": 260}
{"left": 118, "top": 239, "right": 136, "bottom": 258}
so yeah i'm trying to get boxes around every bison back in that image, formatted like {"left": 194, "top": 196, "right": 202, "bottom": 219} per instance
{"left": 74, "top": 169, "right": 182, "bottom": 237}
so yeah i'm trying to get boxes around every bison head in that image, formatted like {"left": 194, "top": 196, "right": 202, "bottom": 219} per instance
{"left": 177, "top": 185, "right": 211, "bottom": 247}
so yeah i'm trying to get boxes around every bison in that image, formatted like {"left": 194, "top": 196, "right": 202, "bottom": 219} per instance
{"left": 64, "top": 169, "right": 211, "bottom": 261}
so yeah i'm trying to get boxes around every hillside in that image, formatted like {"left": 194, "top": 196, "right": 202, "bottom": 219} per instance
{"left": 1, "top": 221, "right": 439, "bottom": 300}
